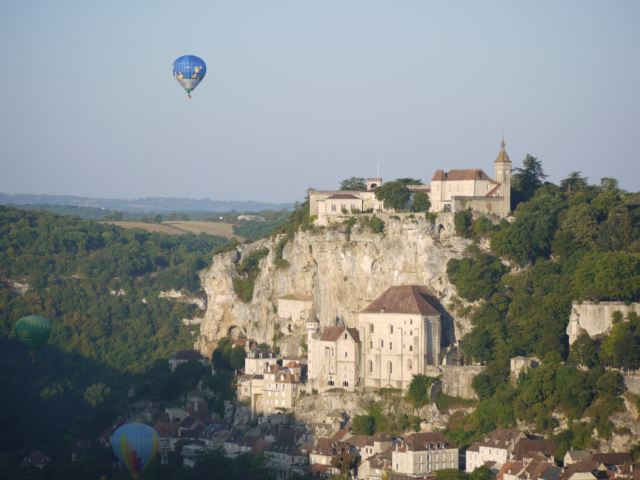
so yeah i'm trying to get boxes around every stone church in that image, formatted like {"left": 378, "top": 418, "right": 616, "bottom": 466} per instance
{"left": 307, "top": 285, "right": 444, "bottom": 392}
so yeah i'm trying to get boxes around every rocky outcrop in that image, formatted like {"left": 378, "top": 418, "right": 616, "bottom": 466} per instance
{"left": 196, "top": 214, "right": 472, "bottom": 357}
{"left": 566, "top": 301, "right": 640, "bottom": 345}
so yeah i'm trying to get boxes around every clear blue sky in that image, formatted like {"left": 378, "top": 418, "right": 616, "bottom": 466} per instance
{"left": 1, "top": 1, "right": 638, "bottom": 203}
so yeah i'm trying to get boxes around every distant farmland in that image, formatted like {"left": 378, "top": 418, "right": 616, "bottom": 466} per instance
{"left": 102, "top": 221, "right": 242, "bottom": 240}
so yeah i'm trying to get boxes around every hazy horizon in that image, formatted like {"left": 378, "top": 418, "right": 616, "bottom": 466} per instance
{"left": 1, "top": 1, "right": 639, "bottom": 203}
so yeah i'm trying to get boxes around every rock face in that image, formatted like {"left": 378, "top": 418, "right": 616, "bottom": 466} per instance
{"left": 566, "top": 301, "right": 640, "bottom": 345}
{"left": 195, "top": 214, "right": 472, "bottom": 357}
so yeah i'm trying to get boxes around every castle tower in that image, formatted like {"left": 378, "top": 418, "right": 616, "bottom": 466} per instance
{"left": 494, "top": 137, "right": 512, "bottom": 214}
{"left": 306, "top": 318, "right": 319, "bottom": 386}
{"left": 367, "top": 178, "right": 382, "bottom": 191}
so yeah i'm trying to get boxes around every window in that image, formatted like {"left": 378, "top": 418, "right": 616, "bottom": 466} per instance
{"left": 389, "top": 325, "right": 393, "bottom": 334}
{"left": 369, "top": 340, "right": 373, "bottom": 349}
{"left": 369, "top": 324, "right": 374, "bottom": 333}
{"left": 369, "top": 360, "right": 373, "bottom": 373}
{"left": 388, "top": 361, "right": 392, "bottom": 374}
{"left": 390, "top": 342, "right": 392, "bottom": 350}
{"left": 344, "top": 333, "right": 347, "bottom": 339}
{"left": 410, "top": 319, "right": 413, "bottom": 325}
{"left": 344, "top": 351, "right": 347, "bottom": 358}
{"left": 407, "top": 359, "right": 412, "bottom": 370}
{"left": 409, "top": 345, "right": 413, "bottom": 351}
{"left": 409, "top": 330, "right": 412, "bottom": 336}
{"left": 380, "top": 339, "right": 384, "bottom": 348}
{"left": 331, "top": 204, "right": 336, "bottom": 212}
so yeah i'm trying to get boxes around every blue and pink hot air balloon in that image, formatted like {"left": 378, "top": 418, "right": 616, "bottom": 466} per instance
{"left": 111, "top": 423, "right": 159, "bottom": 479}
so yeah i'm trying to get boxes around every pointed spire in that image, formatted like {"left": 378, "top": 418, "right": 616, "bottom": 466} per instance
{"left": 495, "top": 137, "right": 511, "bottom": 164}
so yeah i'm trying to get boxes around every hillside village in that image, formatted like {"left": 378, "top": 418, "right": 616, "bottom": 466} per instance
{"left": 95, "top": 140, "right": 640, "bottom": 479}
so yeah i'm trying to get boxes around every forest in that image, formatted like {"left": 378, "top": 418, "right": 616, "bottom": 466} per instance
{"left": 444, "top": 166, "right": 640, "bottom": 456}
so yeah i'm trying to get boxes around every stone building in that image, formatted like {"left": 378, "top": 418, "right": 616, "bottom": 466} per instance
{"left": 430, "top": 139, "right": 512, "bottom": 218}
{"left": 392, "top": 432, "right": 458, "bottom": 477}
{"left": 307, "top": 323, "right": 361, "bottom": 392}
{"left": 308, "top": 139, "right": 513, "bottom": 224}
{"left": 309, "top": 179, "right": 386, "bottom": 226}
{"left": 358, "top": 285, "right": 443, "bottom": 390}
{"left": 466, "top": 428, "right": 525, "bottom": 473}
{"left": 238, "top": 362, "right": 301, "bottom": 418}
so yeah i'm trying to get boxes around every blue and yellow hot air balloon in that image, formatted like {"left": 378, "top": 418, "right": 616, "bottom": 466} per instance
{"left": 172, "top": 55, "right": 206, "bottom": 98}
{"left": 111, "top": 423, "right": 159, "bottom": 479}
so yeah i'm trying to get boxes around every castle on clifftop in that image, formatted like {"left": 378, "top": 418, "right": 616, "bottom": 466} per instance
{"left": 308, "top": 139, "right": 512, "bottom": 225}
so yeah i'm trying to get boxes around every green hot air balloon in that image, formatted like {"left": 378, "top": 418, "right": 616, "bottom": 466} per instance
{"left": 15, "top": 315, "right": 51, "bottom": 360}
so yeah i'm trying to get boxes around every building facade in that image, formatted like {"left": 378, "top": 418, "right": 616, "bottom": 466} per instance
{"left": 307, "top": 324, "right": 361, "bottom": 392}
{"left": 358, "top": 285, "right": 443, "bottom": 390}
{"left": 392, "top": 432, "right": 459, "bottom": 477}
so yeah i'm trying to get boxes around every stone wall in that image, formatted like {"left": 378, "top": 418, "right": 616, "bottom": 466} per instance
{"left": 624, "top": 374, "right": 640, "bottom": 395}
{"left": 566, "top": 301, "right": 640, "bottom": 345}
{"left": 440, "top": 365, "right": 485, "bottom": 400}
{"left": 423, "top": 365, "right": 485, "bottom": 400}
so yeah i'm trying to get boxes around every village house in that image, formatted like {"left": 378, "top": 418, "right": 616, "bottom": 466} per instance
{"left": 344, "top": 432, "right": 392, "bottom": 461}
{"left": 391, "top": 432, "right": 459, "bottom": 478}
{"left": 168, "top": 350, "right": 209, "bottom": 372}
{"left": 307, "top": 322, "right": 361, "bottom": 392}
{"left": 359, "top": 450, "right": 393, "bottom": 480}
{"left": 466, "top": 428, "right": 526, "bottom": 472}
{"left": 358, "top": 285, "right": 444, "bottom": 390}
{"left": 182, "top": 443, "right": 206, "bottom": 468}
{"left": 243, "top": 347, "right": 276, "bottom": 375}
{"left": 265, "top": 429, "right": 310, "bottom": 480}
{"left": 263, "top": 364, "right": 300, "bottom": 415}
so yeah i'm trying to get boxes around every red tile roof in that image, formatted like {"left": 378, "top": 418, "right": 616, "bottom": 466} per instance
{"left": 361, "top": 285, "right": 439, "bottom": 315}
{"left": 326, "top": 193, "right": 360, "bottom": 200}
{"left": 431, "top": 169, "right": 496, "bottom": 182}
{"left": 398, "top": 432, "right": 452, "bottom": 452}
{"left": 320, "top": 326, "right": 361, "bottom": 343}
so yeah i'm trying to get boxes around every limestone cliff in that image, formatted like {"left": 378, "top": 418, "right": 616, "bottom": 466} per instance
{"left": 195, "top": 214, "right": 472, "bottom": 357}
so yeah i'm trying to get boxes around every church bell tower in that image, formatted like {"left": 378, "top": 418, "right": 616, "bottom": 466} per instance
{"left": 494, "top": 137, "right": 512, "bottom": 214}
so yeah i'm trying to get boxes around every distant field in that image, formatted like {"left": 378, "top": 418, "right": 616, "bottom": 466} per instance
{"left": 102, "top": 221, "right": 242, "bottom": 239}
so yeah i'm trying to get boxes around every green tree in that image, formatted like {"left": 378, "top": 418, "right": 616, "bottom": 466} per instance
{"left": 352, "top": 415, "right": 376, "bottom": 435}
{"left": 407, "top": 375, "right": 439, "bottom": 408}
{"left": 573, "top": 252, "right": 640, "bottom": 302}
{"left": 447, "top": 248, "right": 507, "bottom": 301}
{"left": 454, "top": 210, "right": 473, "bottom": 238}
{"left": 412, "top": 192, "right": 431, "bottom": 212}
{"left": 512, "top": 154, "right": 548, "bottom": 208}
{"left": 229, "top": 346, "right": 246, "bottom": 370}
{"left": 83, "top": 382, "right": 111, "bottom": 407}
{"left": 340, "top": 177, "right": 367, "bottom": 191}
{"left": 374, "top": 181, "right": 411, "bottom": 210}
{"left": 560, "top": 171, "right": 589, "bottom": 195}
{"left": 568, "top": 333, "right": 599, "bottom": 368}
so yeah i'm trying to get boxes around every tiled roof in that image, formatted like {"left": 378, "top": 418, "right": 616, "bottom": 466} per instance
{"left": 326, "top": 193, "right": 360, "bottom": 200}
{"left": 592, "top": 452, "right": 633, "bottom": 466}
{"left": 431, "top": 168, "right": 496, "bottom": 182}
{"left": 495, "top": 139, "right": 512, "bottom": 164}
{"left": 399, "top": 432, "right": 452, "bottom": 452}
{"left": 361, "top": 285, "right": 439, "bottom": 315}
{"left": 512, "top": 438, "right": 557, "bottom": 459}
{"left": 479, "top": 428, "right": 523, "bottom": 449}
{"left": 320, "top": 326, "right": 361, "bottom": 343}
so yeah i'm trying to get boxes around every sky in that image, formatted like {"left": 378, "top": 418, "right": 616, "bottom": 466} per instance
{"left": 0, "top": 1, "right": 638, "bottom": 204}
